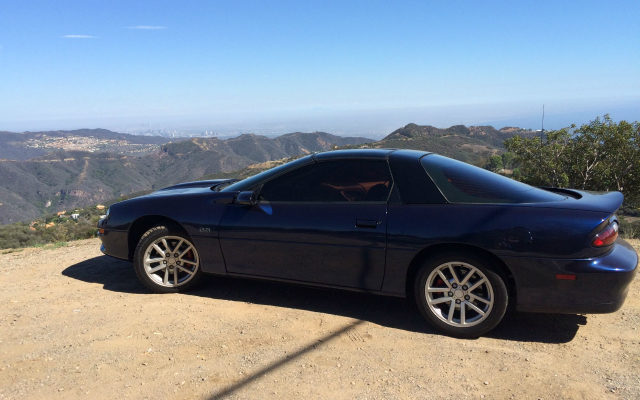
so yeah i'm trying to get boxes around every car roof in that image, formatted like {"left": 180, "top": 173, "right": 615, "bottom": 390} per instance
{"left": 314, "top": 148, "right": 430, "bottom": 161}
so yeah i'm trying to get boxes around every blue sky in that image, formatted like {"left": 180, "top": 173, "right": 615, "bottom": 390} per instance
{"left": 1, "top": 0, "right": 638, "bottom": 136}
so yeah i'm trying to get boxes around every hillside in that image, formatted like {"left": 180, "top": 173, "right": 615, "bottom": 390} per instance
{"left": 0, "top": 132, "right": 370, "bottom": 224}
{"left": 361, "top": 124, "right": 537, "bottom": 164}
{"left": 0, "top": 128, "right": 169, "bottom": 160}
{"left": 4, "top": 153, "right": 639, "bottom": 250}
{"left": 0, "top": 123, "right": 538, "bottom": 225}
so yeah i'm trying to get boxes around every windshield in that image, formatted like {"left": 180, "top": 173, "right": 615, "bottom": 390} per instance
{"left": 221, "top": 155, "right": 314, "bottom": 192}
{"left": 421, "top": 154, "right": 566, "bottom": 204}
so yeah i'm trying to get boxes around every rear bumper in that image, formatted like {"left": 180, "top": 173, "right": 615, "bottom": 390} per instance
{"left": 503, "top": 239, "right": 638, "bottom": 314}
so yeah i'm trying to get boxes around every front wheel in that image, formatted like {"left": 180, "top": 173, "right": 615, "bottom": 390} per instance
{"left": 133, "top": 226, "right": 203, "bottom": 293}
{"left": 414, "top": 253, "right": 508, "bottom": 338}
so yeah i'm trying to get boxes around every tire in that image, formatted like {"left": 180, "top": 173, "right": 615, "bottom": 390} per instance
{"left": 414, "top": 252, "right": 508, "bottom": 338}
{"left": 133, "top": 225, "right": 203, "bottom": 293}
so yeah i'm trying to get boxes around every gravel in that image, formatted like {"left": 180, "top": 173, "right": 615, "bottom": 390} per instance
{"left": 1, "top": 238, "right": 638, "bottom": 400}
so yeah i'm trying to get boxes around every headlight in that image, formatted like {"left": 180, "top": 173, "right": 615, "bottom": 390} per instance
{"left": 105, "top": 207, "right": 110, "bottom": 218}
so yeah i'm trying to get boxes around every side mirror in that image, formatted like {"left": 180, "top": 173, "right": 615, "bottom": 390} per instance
{"left": 235, "top": 191, "right": 257, "bottom": 206}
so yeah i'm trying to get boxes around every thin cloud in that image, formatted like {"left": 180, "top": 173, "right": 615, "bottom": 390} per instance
{"left": 127, "top": 25, "right": 166, "bottom": 30}
{"left": 62, "top": 34, "right": 97, "bottom": 39}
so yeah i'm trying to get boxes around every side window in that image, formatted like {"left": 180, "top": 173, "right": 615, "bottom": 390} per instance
{"left": 259, "top": 159, "right": 392, "bottom": 202}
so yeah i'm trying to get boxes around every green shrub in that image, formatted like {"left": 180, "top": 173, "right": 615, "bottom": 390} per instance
{"left": 619, "top": 218, "right": 640, "bottom": 239}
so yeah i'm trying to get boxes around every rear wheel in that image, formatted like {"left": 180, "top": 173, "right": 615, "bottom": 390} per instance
{"left": 133, "top": 226, "right": 202, "bottom": 293}
{"left": 414, "top": 253, "right": 508, "bottom": 337}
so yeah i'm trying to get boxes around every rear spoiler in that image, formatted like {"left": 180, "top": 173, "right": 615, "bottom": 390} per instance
{"left": 578, "top": 190, "right": 624, "bottom": 213}
{"left": 541, "top": 188, "right": 624, "bottom": 214}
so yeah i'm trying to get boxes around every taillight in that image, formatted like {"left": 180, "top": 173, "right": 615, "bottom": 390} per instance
{"left": 592, "top": 221, "right": 618, "bottom": 247}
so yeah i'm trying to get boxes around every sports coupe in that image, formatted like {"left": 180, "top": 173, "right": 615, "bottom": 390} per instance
{"left": 98, "top": 149, "right": 638, "bottom": 337}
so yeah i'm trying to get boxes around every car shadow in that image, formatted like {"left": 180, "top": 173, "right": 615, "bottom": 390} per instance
{"left": 62, "top": 256, "right": 586, "bottom": 344}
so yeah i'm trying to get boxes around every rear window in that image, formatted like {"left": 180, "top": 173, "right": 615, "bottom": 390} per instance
{"left": 421, "top": 154, "right": 566, "bottom": 204}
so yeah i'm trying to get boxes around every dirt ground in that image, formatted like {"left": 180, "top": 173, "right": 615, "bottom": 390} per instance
{"left": 1, "top": 238, "right": 639, "bottom": 400}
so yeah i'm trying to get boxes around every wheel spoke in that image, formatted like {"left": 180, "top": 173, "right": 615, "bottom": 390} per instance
{"left": 427, "top": 287, "right": 449, "bottom": 293}
{"left": 460, "top": 301, "right": 466, "bottom": 325}
{"left": 152, "top": 244, "right": 165, "bottom": 257}
{"left": 177, "top": 265, "right": 193, "bottom": 275}
{"left": 466, "top": 301, "right": 486, "bottom": 315}
{"left": 149, "top": 265, "right": 165, "bottom": 274}
{"left": 173, "top": 268, "right": 179, "bottom": 285}
{"left": 163, "top": 268, "right": 169, "bottom": 284}
{"left": 437, "top": 270, "right": 452, "bottom": 288}
{"left": 178, "top": 245, "right": 193, "bottom": 259}
{"left": 429, "top": 296, "right": 452, "bottom": 305}
{"left": 448, "top": 264, "right": 460, "bottom": 284}
{"left": 447, "top": 300, "right": 455, "bottom": 322}
{"left": 172, "top": 239, "right": 184, "bottom": 253}
{"left": 468, "top": 278, "right": 486, "bottom": 292}
{"left": 181, "top": 259, "right": 197, "bottom": 266}
{"left": 470, "top": 293, "right": 491, "bottom": 304}
{"left": 460, "top": 267, "right": 477, "bottom": 286}
{"left": 145, "top": 257, "right": 164, "bottom": 264}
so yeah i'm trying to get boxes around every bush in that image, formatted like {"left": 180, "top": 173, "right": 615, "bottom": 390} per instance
{"left": 505, "top": 115, "right": 639, "bottom": 207}
{"left": 0, "top": 207, "right": 102, "bottom": 250}
{"left": 619, "top": 218, "right": 640, "bottom": 239}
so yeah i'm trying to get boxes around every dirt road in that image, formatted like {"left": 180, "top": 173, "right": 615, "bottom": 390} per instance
{"left": 1, "top": 239, "right": 639, "bottom": 399}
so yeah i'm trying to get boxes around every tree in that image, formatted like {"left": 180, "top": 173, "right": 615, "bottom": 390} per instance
{"left": 500, "top": 152, "right": 516, "bottom": 170}
{"left": 486, "top": 155, "right": 503, "bottom": 172}
{"left": 504, "top": 115, "right": 639, "bottom": 206}
{"left": 505, "top": 129, "right": 571, "bottom": 188}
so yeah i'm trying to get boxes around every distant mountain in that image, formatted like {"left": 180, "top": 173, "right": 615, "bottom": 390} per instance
{"left": 159, "top": 132, "right": 368, "bottom": 174}
{"left": 359, "top": 123, "right": 537, "bottom": 164}
{"left": 0, "top": 129, "right": 170, "bottom": 161}
{"left": 0, "top": 131, "right": 371, "bottom": 224}
{"left": 0, "top": 123, "right": 537, "bottom": 225}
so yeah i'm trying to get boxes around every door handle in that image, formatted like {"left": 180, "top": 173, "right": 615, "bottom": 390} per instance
{"left": 356, "top": 218, "right": 379, "bottom": 228}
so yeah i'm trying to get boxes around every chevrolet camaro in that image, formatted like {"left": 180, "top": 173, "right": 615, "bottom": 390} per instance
{"left": 98, "top": 149, "right": 638, "bottom": 337}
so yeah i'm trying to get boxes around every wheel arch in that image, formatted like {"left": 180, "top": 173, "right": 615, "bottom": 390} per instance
{"left": 127, "top": 215, "right": 189, "bottom": 260}
{"left": 405, "top": 243, "right": 517, "bottom": 303}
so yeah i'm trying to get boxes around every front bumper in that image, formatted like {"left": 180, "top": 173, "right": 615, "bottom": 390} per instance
{"left": 98, "top": 219, "right": 129, "bottom": 260}
{"left": 503, "top": 239, "right": 638, "bottom": 314}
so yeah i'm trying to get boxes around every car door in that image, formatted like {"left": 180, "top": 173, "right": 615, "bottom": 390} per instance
{"left": 218, "top": 158, "right": 392, "bottom": 290}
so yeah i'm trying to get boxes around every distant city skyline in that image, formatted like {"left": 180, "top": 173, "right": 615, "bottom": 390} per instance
{"left": 1, "top": 1, "right": 638, "bottom": 136}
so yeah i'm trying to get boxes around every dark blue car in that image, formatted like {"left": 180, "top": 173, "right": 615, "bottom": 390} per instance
{"left": 98, "top": 149, "right": 638, "bottom": 337}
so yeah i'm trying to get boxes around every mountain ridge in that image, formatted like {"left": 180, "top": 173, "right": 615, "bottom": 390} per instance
{"left": 0, "top": 131, "right": 371, "bottom": 224}
{"left": 0, "top": 123, "right": 537, "bottom": 225}
{"left": 362, "top": 123, "right": 536, "bottom": 163}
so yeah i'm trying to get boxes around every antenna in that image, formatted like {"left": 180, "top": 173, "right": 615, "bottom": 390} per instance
{"left": 540, "top": 104, "right": 545, "bottom": 140}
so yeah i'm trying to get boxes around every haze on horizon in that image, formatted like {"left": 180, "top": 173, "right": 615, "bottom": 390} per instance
{"left": 1, "top": 1, "right": 638, "bottom": 138}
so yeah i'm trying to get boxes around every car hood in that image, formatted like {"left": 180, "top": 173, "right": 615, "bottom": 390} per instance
{"left": 158, "top": 179, "right": 237, "bottom": 191}
{"left": 125, "top": 179, "right": 238, "bottom": 201}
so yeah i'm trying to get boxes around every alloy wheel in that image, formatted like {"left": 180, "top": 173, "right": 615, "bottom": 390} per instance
{"left": 142, "top": 236, "right": 199, "bottom": 287}
{"left": 425, "top": 261, "right": 495, "bottom": 327}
